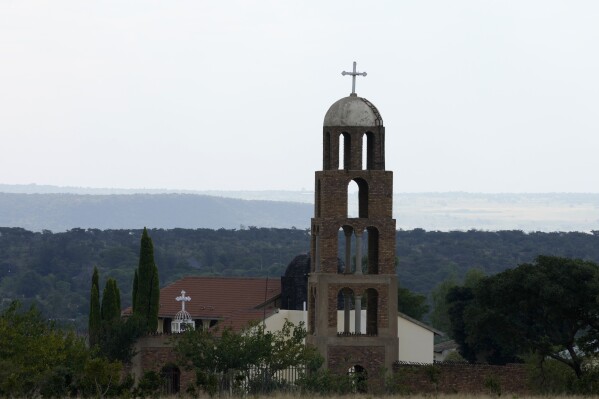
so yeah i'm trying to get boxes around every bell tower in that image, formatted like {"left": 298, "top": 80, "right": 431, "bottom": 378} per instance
{"left": 307, "top": 63, "right": 398, "bottom": 389}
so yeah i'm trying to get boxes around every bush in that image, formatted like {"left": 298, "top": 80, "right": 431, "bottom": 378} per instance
{"left": 525, "top": 355, "right": 576, "bottom": 394}
{"left": 134, "top": 371, "right": 163, "bottom": 399}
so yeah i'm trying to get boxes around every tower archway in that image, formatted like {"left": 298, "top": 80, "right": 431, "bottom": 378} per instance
{"left": 337, "top": 287, "right": 354, "bottom": 334}
{"left": 365, "top": 288, "right": 378, "bottom": 335}
{"left": 366, "top": 226, "right": 379, "bottom": 274}
{"left": 339, "top": 132, "right": 351, "bottom": 170}
{"left": 347, "top": 178, "right": 368, "bottom": 218}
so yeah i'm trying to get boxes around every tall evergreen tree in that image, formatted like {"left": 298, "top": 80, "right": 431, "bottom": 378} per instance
{"left": 101, "top": 278, "right": 121, "bottom": 323}
{"left": 88, "top": 266, "right": 101, "bottom": 347}
{"left": 133, "top": 227, "right": 160, "bottom": 332}
{"left": 132, "top": 269, "right": 138, "bottom": 314}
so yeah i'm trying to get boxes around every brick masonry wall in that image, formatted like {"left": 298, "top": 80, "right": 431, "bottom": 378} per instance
{"left": 329, "top": 345, "right": 386, "bottom": 390}
{"left": 133, "top": 335, "right": 195, "bottom": 392}
{"left": 392, "top": 363, "right": 530, "bottom": 395}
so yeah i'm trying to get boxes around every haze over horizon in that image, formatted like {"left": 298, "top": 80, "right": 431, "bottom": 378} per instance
{"left": 1, "top": 1, "right": 598, "bottom": 193}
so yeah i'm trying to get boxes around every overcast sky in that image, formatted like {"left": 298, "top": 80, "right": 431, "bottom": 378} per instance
{"left": 1, "top": 1, "right": 597, "bottom": 193}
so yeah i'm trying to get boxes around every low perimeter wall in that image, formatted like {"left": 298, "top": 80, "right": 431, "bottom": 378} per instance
{"left": 392, "top": 362, "right": 530, "bottom": 395}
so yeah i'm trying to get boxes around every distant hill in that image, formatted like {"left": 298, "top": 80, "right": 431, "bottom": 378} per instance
{"left": 0, "top": 193, "right": 312, "bottom": 232}
{"left": 0, "top": 184, "right": 598, "bottom": 232}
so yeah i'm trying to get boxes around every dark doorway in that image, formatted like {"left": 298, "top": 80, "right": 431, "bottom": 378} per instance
{"left": 348, "top": 364, "right": 367, "bottom": 393}
{"left": 161, "top": 364, "right": 180, "bottom": 394}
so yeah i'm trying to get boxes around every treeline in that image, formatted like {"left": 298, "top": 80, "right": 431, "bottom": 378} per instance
{"left": 442, "top": 256, "right": 599, "bottom": 394}
{"left": 1, "top": 227, "right": 598, "bottom": 329}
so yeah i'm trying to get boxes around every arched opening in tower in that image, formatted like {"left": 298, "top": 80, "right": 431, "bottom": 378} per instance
{"left": 347, "top": 180, "right": 359, "bottom": 218}
{"left": 365, "top": 288, "right": 378, "bottom": 335}
{"left": 366, "top": 226, "right": 379, "bottom": 274}
{"left": 339, "top": 132, "right": 351, "bottom": 170}
{"left": 347, "top": 178, "right": 369, "bottom": 218}
{"left": 338, "top": 225, "right": 354, "bottom": 274}
{"left": 337, "top": 287, "right": 355, "bottom": 334}
{"left": 362, "top": 131, "right": 375, "bottom": 170}
{"left": 324, "top": 131, "right": 332, "bottom": 170}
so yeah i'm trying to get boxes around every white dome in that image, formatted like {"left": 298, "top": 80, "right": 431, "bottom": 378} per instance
{"left": 323, "top": 96, "right": 383, "bottom": 127}
{"left": 175, "top": 309, "right": 192, "bottom": 321}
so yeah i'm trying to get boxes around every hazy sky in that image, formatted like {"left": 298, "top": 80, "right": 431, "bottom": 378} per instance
{"left": 1, "top": 1, "right": 598, "bottom": 193}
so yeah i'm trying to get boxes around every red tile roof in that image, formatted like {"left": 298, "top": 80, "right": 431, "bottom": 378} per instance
{"left": 158, "top": 276, "right": 280, "bottom": 331}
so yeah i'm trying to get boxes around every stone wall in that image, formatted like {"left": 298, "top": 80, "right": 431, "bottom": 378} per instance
{"left": 130, "top": 335, "right": 195, "bottom": 393}
{"left": 392, "top": 362, "right": 530, "bottom": 395}
{"left": 329, "top": 345, "right": 386, "bottom": 390}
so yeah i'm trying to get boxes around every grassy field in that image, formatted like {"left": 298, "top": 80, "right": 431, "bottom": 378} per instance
{"left": 156, "top": 395, "right": 594, "bottom": 399}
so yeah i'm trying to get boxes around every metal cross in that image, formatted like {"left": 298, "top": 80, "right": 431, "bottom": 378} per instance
{"left": 176, "top": 290, "right": 191, "bottom": 312}
{"left": 341, "top": 61, "right": 367, "bottom": 95}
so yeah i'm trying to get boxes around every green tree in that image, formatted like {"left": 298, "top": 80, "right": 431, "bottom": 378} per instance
{"left": 451, "top": 256, "right": 599, "bottom": 378}
{"left": 97, "top": 315, "right": 144, "bottom": 364}
{"left": 175, "top": 320, "right": 322, "bottom": 393}
{"left": 79, "top": 357, "right": 123, "bottom": 397}
{"left": 0, "top": 301, "right": 89, "bottom": 397}
{"left": 430, "top": 276, "right": 457, "bottom": 333}
{"left": 132, "top": 269, "right": 138, "bottom": 314}
{"left": 397, "top": 286, "right": 429, "bottom": 321}
{"left": 101, "top": 278, "right": 121, "bottom": 323}
{"left": 89, "top": 266, "right": 101, "bottom": 347}
{"left": 133, "top": 228, "right": 160, "bottom": 332}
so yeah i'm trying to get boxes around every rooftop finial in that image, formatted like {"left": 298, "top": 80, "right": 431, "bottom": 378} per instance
{"left": 341, "top": 61, "right": 367, "bottom": 96}
{"left": 176, "top": 290, "right": 191, "bottom": 312}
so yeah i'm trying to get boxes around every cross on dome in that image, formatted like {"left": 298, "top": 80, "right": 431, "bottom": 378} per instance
{"left": 176, "top": 290, "right": 191, "bottom": 312}
{"left": 341, "top": 61, "right": 367, "bottom": 96}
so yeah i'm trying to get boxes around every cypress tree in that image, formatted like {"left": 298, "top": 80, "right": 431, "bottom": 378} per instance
{"left": 134, "top": 227, "right": 160, "bottom": 332}
{"left": 101, "top": 278, "right": 121, "bottom": 323}
{"left": 89, "top": 266, "right": 101, "bottom": 347}
{"left": 132, "top": 269, "right": 138, "bottom": 314}
{"left": 149, "top": 262, "right": 159, "bottom": 332}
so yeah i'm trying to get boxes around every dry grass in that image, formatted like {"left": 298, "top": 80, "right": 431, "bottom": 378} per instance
{"left": 159, "top": 394, "right": 599, "bottom": 399}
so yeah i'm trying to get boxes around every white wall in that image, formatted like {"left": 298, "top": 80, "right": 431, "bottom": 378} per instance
{"left": 398, "top": 316, "right": 434, "bottom": 363}
{"left": 263, "top": 309, "right": 307, "bottom": 333}
{"left": 264, "top": 309, "right": 435, "bottom": 364}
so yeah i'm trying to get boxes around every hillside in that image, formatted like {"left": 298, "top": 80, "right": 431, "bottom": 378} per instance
{"left": 0, "top": 193, "right": 312, "bottom": 231}
{"left": 1, "top": 227, "right": 598, "bottom": 330}
{"left": 1, "top": 185, "right": 598, "bottom": 232}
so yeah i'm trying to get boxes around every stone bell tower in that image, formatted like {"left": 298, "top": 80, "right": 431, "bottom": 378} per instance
{"left": 307, "top": 63, "right": 398, "bottom": 388}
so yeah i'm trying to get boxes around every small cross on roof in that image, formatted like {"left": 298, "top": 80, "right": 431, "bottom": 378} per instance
{"left": 341, "top": 61, "right": 367, "bottom": 96}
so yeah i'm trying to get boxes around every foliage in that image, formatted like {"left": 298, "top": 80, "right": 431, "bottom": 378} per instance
{"left": 79, "top": 357, "right": 123, "bottom": 398}
{"left": 0, "top": 301, "right": 88, "bottom": 397}
{"left": 133, "top": 371, "right": 163, "bottom": 399}
{"left": 97, "top": 315, "right": 144, "bottom": 363}
{"left": 101, "top": 278, "right": 121, "bottom": 323}
{"left": 430, "top": 276, "right": 457, "bottom": 333}
{"left": 525, "top": 353, "right": 576, "bottom": 394}
{"left": 89, "top": 266, "right": 101, "bottom": 347}
{"left": 89, "top": 266, "right": 139, "bottom": 363}
{"left": 133, "top": 227, "right": 160, "bottom": 333}
{"left": 175, "top": 319, "right": 322, "bottom": 394}
{"left": 132, "top": 269, "right": 138, "bottom": 314}
{"left": 295, "top": 369, "right": 359, "bottom": 395}
{"left": 397, "top": 286, "right": 429, "bottom": 321}
{"left": 1, "top": 227, "right": 599, "bottom": 329}
{"left": 483, "top": 375, "right": 501, "bottom": 396}
{"left": 432, "top": 269, "right": 485, "bottom": 335}
{"left": 449, "top": 256, "right": 599, "bottom": 379}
